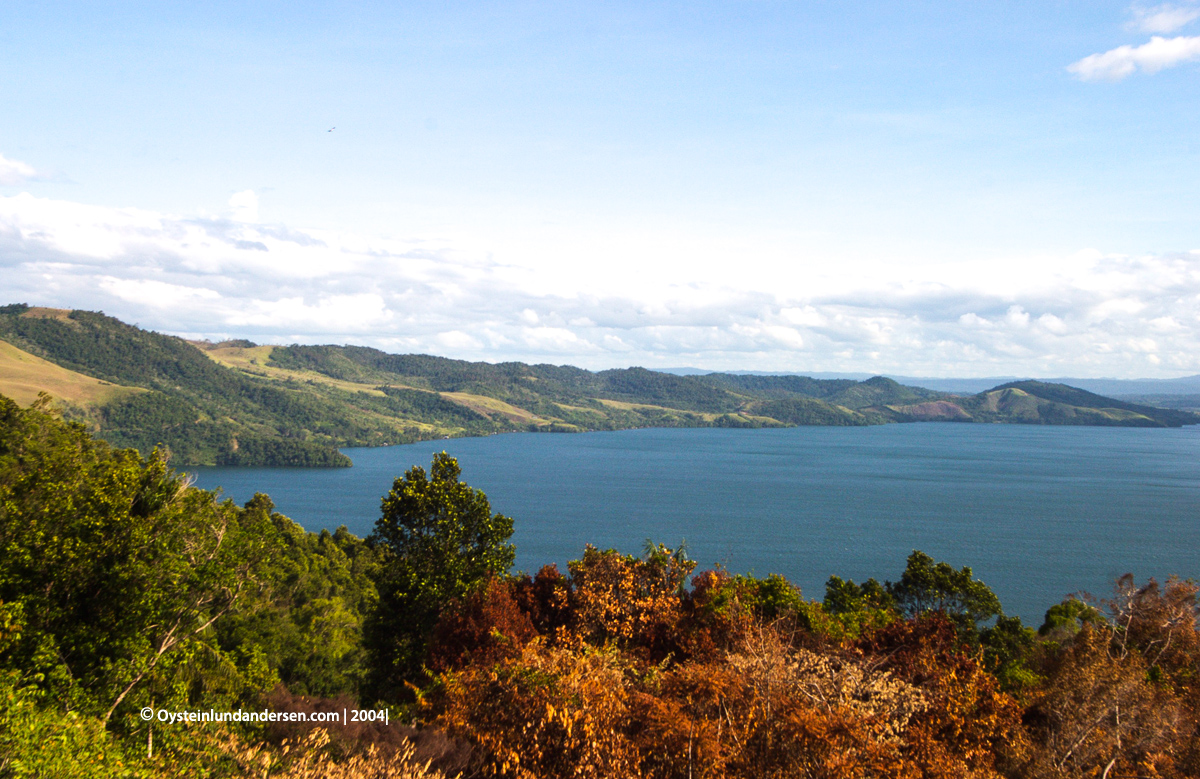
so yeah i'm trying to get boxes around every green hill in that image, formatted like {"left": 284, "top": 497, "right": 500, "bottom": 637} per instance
{"left": 0, "top": 304, "right": 1194, "bottom": 466}
{"left": 878, "top": 381, "right": 1194, "bottom": 427}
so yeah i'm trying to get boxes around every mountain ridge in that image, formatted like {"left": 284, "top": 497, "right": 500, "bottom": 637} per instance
{"left": 659, "top": 367, "right": 1200, "bottom": 397}
{"left": 0, "top": 304, "right": 1194, "bottom": 466}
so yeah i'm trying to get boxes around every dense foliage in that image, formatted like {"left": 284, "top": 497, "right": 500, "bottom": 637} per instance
{"left": 1, "top": 391, "right": 1199, "bottom": 778}
{"left": 0, "top": 395, "right": 406, "bottom": 775}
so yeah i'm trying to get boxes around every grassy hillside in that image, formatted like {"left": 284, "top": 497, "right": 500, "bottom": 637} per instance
{"left": 0, "top": 338, "right": 145, "bottom": 408}
{"left": 0, "top": 306, "right": 363, "bottom": 466}
{"left": 1, "top": 304, "right": 1195, "bottom": 466}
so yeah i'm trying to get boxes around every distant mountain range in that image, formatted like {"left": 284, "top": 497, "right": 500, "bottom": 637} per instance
{"left": 1, "top": 304, "right": 1196, "bottom": 467}
{"left": 660, "top": 367, "right": 1200, "bottom": 398}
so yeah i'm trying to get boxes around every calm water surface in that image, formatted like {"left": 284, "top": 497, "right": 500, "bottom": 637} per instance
{"left": 189, "top": 424, "right": 1200, "bottom": 623}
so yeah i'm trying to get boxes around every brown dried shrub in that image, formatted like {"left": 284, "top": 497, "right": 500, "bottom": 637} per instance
{"left": 226, "top": 728, "right": 450, "bottom": 779}
{"left": 427, "top": 576, "right": 538, "bottom": 673}
{"left": 263, "top": 688, "right": 473, "bottom": 777}
{"left": 1024, "top": 625, "right": 1186, "bottom": 778}
{"left": 432, "top": 640, "right": 641, "bottom": 778}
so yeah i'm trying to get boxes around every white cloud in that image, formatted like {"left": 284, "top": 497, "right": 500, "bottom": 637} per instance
{"left": 1129, "top": 3, "right": 1200, "bottom": 33}
{"left": 0, "top": 154, "right": 41, "bottom": 186}
{"left": 5, "top": 191, "right": 1200, "bottom": 377}
{"left": 437, "top": 330, "right": 483, "bottom": 350}
{"left": 99, "top": 278, "right": 221, "bottom": 308}
{"left": 763, "top": 325, "right": 805, "bottom": 349}
{"left": 1037, "top": 313, "right": 1068, "bottom": 334}
{"left": 522, "top": 326, "right": 582, "bottom": 350}
{"left": 1069, "top": 34, "right": 1200, "bottom": 80}
{"left": 228, "top": 190, "right": 259, "bottom": 222}
{"left": 780, "top": 306, "right": 823, "bottom": 326}
{"left": 1005, "top": 305, "right": 1030, "bottom": 328}
{"left": 226, "top": 294, "right": 393, "bottom": 330}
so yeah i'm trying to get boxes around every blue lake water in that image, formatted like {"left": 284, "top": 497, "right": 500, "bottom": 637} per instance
{"left": 188, "top": 424, "right": 1200, "bottom": 624}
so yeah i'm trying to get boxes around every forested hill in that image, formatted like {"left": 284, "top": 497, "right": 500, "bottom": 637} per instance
{"left": 0, "top": 304, "right": 1195, "bottom": 466}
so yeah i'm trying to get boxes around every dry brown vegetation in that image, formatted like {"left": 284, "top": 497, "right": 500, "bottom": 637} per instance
{"left": 0, "top": 339, "right": 143, "bottom": 408}
{"left": 412, "top": 554, "right": 1200, "bottom": 779}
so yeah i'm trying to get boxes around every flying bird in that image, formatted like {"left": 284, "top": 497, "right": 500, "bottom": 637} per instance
{"left": 327, "top": 127, "right": 336, "bottom": 132}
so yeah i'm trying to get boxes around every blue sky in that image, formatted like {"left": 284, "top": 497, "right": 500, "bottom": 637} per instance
{"left": 3, "top": 1, "right": 1200, "bottom": 376}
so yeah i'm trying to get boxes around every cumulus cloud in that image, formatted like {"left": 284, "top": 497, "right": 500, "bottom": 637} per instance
{"left": 1069, "top": 34, "right": 1200, "bottom": 80}
{"left": 0, "top": 154, "right": 40, "bottom": 186}
{"left": 1128, "top": 3, "right": 1200, "bottom": 33}
{"left": 3, "top": 192, "right": 1200, "bottom": 377}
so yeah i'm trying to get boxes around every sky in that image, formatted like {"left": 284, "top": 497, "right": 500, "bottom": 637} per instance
{"left": 3, "top": 1, "right": 1200, "bottom": 377}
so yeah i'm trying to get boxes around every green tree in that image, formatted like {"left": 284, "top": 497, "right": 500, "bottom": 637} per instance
{"left": 1038, "top": 595, "right": 1105, "bottom": 642}
{"left": 886, "top": 550, "right": 1001, "bottom": 640}
{"left": 823, "top": 575, "right": 895, "bottom": 615}
{"left": 364, "top": 452, "right": 515, "bottom": 702}
{"left": 0, "top": 393, "right": 279, "bottom": 729}
{"left": 217, "top": 512, "right": 382, "bottom": 698}
{"left": 980, "top": 614, "right": 1040, "bottom": 692}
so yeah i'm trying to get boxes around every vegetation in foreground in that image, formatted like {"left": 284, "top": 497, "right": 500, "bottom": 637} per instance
{"left": 1, "top": 392, "right": 1198, "bottom": 778}
{"left": 1, "top": 304, "right": 1195, "bottom": 467}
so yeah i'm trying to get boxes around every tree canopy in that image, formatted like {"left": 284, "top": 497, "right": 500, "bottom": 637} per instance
{"left": 886, "top": 549, "right": 1003, "bottom": 637}
{"left": 364, "top": 452, "right": 515, "bottom": 701}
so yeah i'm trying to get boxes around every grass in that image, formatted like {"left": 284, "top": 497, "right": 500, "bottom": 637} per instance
{"left": 197, "top": 343, "right": 394, "bottom": 397}
{"left": 0, "top": 340, "right": 144, "bottom": 408}
{"left": 198, "top": 342, "right": 546, "bottom": 428}
{"left": 438, "top": 391, "right": 546, "bottom": 424}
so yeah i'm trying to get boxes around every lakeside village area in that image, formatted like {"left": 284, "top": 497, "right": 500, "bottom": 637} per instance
{"left": 2, "top": 393, "right": 1200, "bottom": 779}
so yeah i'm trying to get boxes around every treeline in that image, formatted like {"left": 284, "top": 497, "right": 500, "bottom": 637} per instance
{"left": 264, "top": 345, "right": 1200, "bottom": 428}
{"left": 1, "top": 393, "right": 1199, "bottom": 777}
{"left": 267, "top": 344, "right": 888, "bottom": 417}
{"left": 4, "top": 306, "right": 1196, "bottom": 469}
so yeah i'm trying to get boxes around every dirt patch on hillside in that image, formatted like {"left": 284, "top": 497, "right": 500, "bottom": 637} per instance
{"left": 892, "top": 401, "right": 972, "bottom": 421}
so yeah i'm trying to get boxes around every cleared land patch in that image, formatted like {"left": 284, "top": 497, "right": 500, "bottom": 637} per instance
{"left": 195, "top": 343, "right": 396, "bottom": 396}
{"left": 0, "top": 340, "right": 144, "bottom": 407}
{"left": 440, "top": 391, "right": 546, "bottom": 424}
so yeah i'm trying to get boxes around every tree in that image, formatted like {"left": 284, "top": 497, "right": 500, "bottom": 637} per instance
{"left": 0, "top": 393, "right": 279, "bottom": 728}
{"left": 365, "top": 452, "right": 515, "bottom": 701}
{"left": 1039, "top": 596, "right": 1104, "bottom": 642}
{"left": 823, "top": 575, "right": 894, "bottom": 615}
{"left": 215, "top": 512, "right": 383, "bottom": 699}
{"left": 886, "top": 550, "right": 1001, "bottom": 639}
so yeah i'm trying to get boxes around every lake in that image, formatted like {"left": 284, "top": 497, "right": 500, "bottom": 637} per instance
{"left": 188, "top": 423, "right": 1200, "bottom": 624}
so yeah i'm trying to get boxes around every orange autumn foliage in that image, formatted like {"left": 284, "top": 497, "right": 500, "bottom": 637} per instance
{"left": 427, "top": 576, "right": 538, "bottom": 673}
{"left": 860, "top": 616, "right": 1028, "bottom": 777}
{"left": 433, "top": 640, "right": 641, "bottom": 778}
{"left": 566, "top": 544, "right": 695, "bottom": 658}
{"left": 417, "top": 550, "right": 1198, "bottom": 779}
